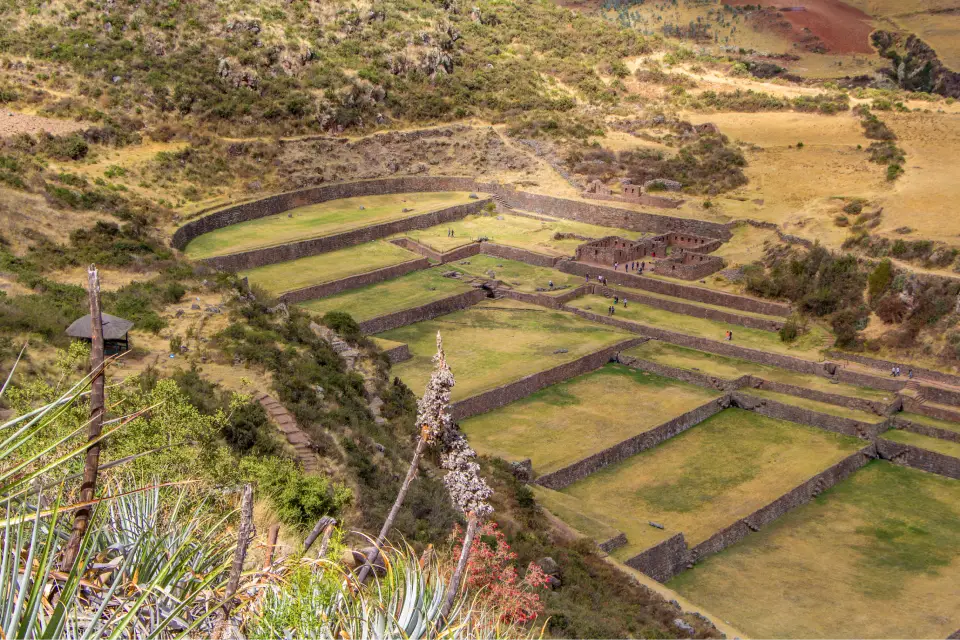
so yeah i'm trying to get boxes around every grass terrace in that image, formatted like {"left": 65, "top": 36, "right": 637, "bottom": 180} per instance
{"left": 568, "top": 294, "right": 830, "bottom": 359}
{"left": 461, "top": 364, "right": 721, "bottom": 474}
{"left": 378, "top": 299, "right": 630, "bottom": 400}
{"left": 741, "top": 388, "right": 887, "bottom": 423}
{"left": 883, "top": 429, "right": 960, "bottom": 459}
{"left": 299, "top": 267, "right": 475, "bottom": 322}
{"left": 558, "top": 409, "right": 864, "bottom": 558}
{"left": 186, "top": 192, "right": 478, "bottom": 258}
{"left": 611, "top": 285, "right": 785, "bottom": 322}
{"left": 398, "top": 212, "right": 648, "bottom": 256}
{"left": 669, "top": 462, "right": 960, "bottom": 639}
{"left": 624, "top": 341, "right": 894, "bottom": 403}
{"left": 453, "top": 255, "right": 582, "bottom": 295}
{"left": 242, "top": 241, "right": 420, "bottom": 295}
{"left": 899, "top": 412, "right": 960, "bottom": 435}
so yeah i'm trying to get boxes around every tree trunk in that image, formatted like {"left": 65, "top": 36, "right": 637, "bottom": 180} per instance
{"left": 357, "top": 432, "right": 427, "bottom": 583}
{"left": 441, "top": 515, "right": 479, "bottom": 621}
{"left": 303, "top": 515, "right": 337, "bottom": 554}
{"left": 263, "top": 523, "right": 280, "bottom": 569}
{"left": 61, "top": 265, "right": 105, "bottom": 572}
{"left": 215, "top": 484, "right": 255, "bottom": 638}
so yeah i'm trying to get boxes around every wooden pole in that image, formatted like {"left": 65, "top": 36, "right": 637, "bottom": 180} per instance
{"left": 303, "top": 515, "right": 336, "bottom": 554}
{"left": 61, "top": 265, "right": 106, "bottom": 571}
{"left": 317, "top": 523, "right": 336, "bottom": 559}
{"left": 263, "top": 523, "right": 280, "bottom": 569}
{"left": 215, "top": 484, "right": 255, "bottom": 638}
{"left": 441, "top": 515, "right": 479, "bottom": 621}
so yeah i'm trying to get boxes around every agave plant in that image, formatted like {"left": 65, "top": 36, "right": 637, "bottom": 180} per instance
{"left": 244, "top": 544, "right": 538, "bottom": 640}
{"left": 0, "top": 353, "right": 237, "bottom": 639}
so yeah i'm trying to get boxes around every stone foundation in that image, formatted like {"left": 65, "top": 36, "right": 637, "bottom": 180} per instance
{"left": 598, "top": 532, "right": 629, "bottom": 553}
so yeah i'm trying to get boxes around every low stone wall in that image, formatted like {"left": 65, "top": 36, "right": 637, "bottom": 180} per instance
{"left": 625, "top": 534, "right": 690, "bottom": 583}
{"left": 892, "top": 416, "right": 960, "bottom": 444}
{"left": 597, "top": 286, "right": 782, "bottom": 332}
{"left": 582, "top": 191, "right": 685, "bottom": 210}
{"left": 826, "top": 350, "right": 960, "bottom": 388}
{"left": 598, "top": 532, "right": 628, "bottom": 553}
{"left": 481, "top": 242, "right": 562, "bottom": 267}
{"left": 557, "top": 260, "right": 791, "bottom": 317}
{"left": 389, "top": 237, "right": 483, "bottom": 264}
{"left": 617, "top": 353, "right": 743, "bottom": 393}
{"left": 625, "top": 447, "right": 876, "bottom": 582}
{"left": 358, "top": 288, "right": 488, "bottom": 334}
{"left": 650, "top": 251, "right": 725, "bottom": 281}
{"left": 449, "top": 339, "right": 644, "bottom": 422}
{"left": 535, "top": 397, "right": 728, "bottom": 490}
{"left": 382, "top": 343, "right": 411, "bottom": 364}
{"left": 172, "top": 176, "right": 483, "bottom": 250}
{"left": 278, "top": 258, "right": 430, "bottom": 304}
{"left": 497, "top": 286, "right": 588, "bottom": 310}
{"left": 917, "top": 384, "right": 960, "bottom": 408}
{"left": 200, "top": 200, "right": 490, "bottom": 272}
{"left": 564, "top": 308, "right": 825, "bottom": 376}
{"left": 731, "top": 391, "right": 887, "bottom": 440}
{"left": 499, "top": 186, "right": 733, "bottom": 240}
{"left": 902, "top": 397, "right": 960, "bottom": 423}
{"left": 747, "top": 378, "right": 895, "bottom": 417}
{"left": 877, "top": 438, "right": 960, "bottom": 480}
{"left": 833, "top": 367, "right": 905, "bottom": 393}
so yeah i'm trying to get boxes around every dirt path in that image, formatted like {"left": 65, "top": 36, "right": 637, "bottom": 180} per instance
{"left": 0, "top": 111, "right": 86, "bottom": 137}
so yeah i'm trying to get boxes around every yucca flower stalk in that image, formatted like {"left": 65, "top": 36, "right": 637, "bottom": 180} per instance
{"left": 358, "top": 332, "right": 455, "bottom": 583}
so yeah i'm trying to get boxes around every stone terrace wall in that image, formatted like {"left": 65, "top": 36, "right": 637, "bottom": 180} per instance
{"left": 557, "top": 260, "right": 791, "bottom": 316}
{"left": 390, "top": 237, "right": 483, "bottom": 264}
{"left": 358, "top": 288, "right": 487, "bottom": 334}
{"left": 172, "top": 176, "right": 483, "bottom": 250}
{"left": 731, "top": 392, "right": 887, "bottom": 440}
{"left": 748, "top": 378, "right": 896, "bottom": 416}
{"left": 498, "top": 187, "right": 733, "bottom": 240}
{"left": 663, "top": 233, "right": 723, "bottom": 254}
{"left": 382, "top": 343, "right": 411, "bottom": 364}
{"left": 892, "top": 416, "right": 960, "bottom": 443}
{"left": 598, "top": 532, "right": 628, "bottom": 554}
{"left": 827, "top": 350, "right": 960, "bottom": 388}
{"left": 278, "top": 258, "right": 429, "bottom": 304}
{"left": 481, "top": 242, "right": 561, "bottom": 267}
{"left": 625, "top": 534, "right": 690, "bottom": 583}
{"left": 596, "top": 285, "right": 783, "bottom": 332}
{"left": 449, "top": 339, "right": 645, "bottom": 422}
{"left": 917, "top": 384, "right": 960, "bottom": 407}
{"left": 617, "top": 353, "right": 742, "bottom": 393}
{"left": 877, "top": 438, "right": 960, "bottom": 480}
{"left": 626, "top": 446, "right": 876, "bottom": 582}
{"left": 200, "top": 200, "right": 490, "bottom": 271}
{"left": 834, "top": 367, "right": 904, "bottom": 393}
{"left": 536, "top": 397, "right": 728, "bottom": 490}
{"left": 650, "top": 251, "right": 725, "bottom": 281}
{"left": 902, "top": 396, "right": 960, "bottom": 423}
{"left": 565, "top": 308, "right": 825, "bottom": 375}
{"left": 497, "top": 286, "right": 589, "bottom": 310}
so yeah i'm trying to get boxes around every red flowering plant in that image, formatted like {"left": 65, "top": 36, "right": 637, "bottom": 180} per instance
{"left": 448, "top": 521, "right": 550, "bottom": 625}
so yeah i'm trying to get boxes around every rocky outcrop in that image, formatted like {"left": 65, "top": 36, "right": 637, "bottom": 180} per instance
{"left": 870, "top": 31, "right": 960, "bottom": 98}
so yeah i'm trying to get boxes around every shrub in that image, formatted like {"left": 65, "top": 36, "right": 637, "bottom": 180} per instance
{"left": 779, "top": 318, "right": 799, "bottom": 342}
{"left": 843, "top": 200, "right": 863, "bottom": 215}
{"left": 161, "top": 281, "right": 186, "bottom": 303}
{"left": 867, "top": 259, "right": 893, "bottom": 300}
{"left": 244, "top": 456, "right": 352, "bottom": 530}
{"left": 322, "top": 310, "right": 361, "bottom": 340}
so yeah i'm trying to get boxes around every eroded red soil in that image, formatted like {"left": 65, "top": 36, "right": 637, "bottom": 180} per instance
{"left": 724, "top": 0, "right": 876, "bottom": 54}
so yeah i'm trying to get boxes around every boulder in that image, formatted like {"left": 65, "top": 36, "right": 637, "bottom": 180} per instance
{"left": 537, "top": 557, "right": 560, "bottom": 576}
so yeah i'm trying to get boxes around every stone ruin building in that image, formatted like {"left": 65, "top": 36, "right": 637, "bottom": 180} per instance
{"left": 574, "top": 233, "right": 725, "bottom": 281}
{"left": 582, "top": 179, "right": 684, "bottom": 209}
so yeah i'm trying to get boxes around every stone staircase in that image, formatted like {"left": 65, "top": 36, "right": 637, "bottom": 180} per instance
{"left": 254, "top": 392, "right": 320, "bottom": 473}
{"left": 310, "top": 321, "right": 387, "bottom": 426}
{"left": 492, "top": 193, "right": 515, "bottom": 212}
{"left": 904, "top": 380, "right": 925, "bottom": 405}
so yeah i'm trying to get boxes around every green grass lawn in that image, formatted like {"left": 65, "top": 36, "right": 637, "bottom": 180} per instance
{"left": 242, "top": 241, "right": 420, "bottom": 295}
{"left": 899, "top": 412, "right": 960, "bottom": 435}
{"left": 452, "top": 255, "right": 583, "bottom": 295}
{"left": 532, "top": 486, "right": 625, "bottom": 543}
{"left": 461, "top": 364, "right": 720, "bottom": 473}
{"left": 740, "top": 388, "right": 887, "bottom": 423}
{"left": 569, "top": 295, "right": 830, "bottom": 359}
{"left": 624, "top": 341, "right": 894, "bottom": 403}
{"left": 398, "top": 213, "right": 648, "bottom": 256}
{"left": 299, "top": 267, "right": 474, "bottom": 321}
{"left": 379, "top": 299, "right": 630, "bottom": 400}
{"left": 668, "top": 461, "right": 960, "bottom": 639}
{"left": 612, "top": 285, "right": 785, "bottom": 321}
{"left": 186, "top": 192, "right": 477, "bottom": 258}
{"left": 884, "top": 429, "right": 960, "bottom": 458}
{"left": 557, "top": 409, "right": 864, "bottom": 558}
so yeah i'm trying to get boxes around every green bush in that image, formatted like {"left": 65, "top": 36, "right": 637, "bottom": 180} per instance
{"left": 868, "top": 259, "right": 893, "bottom": 300}
{"left": 779, "top": 319, "right": 799, "bottom": 343}
{"left": 245, "top": 456, "right": 352, "bottom": 530}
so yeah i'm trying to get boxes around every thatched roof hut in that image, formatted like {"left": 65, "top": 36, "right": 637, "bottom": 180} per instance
{"left": 65, "top": 313, "right": 133, "bottom": 354}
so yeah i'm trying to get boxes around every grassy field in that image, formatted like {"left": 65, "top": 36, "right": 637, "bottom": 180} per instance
{"left": 742, "top": 388, "right": 886, "bottom": 423}
{"left": 568, "top": 294, "right": 831, "bottom": 358}
{"left": 558, "top": 409, "right": 864, "bottom": 559}
{"left": 241, "top": 241, "right": 420, "bottom": 295}
{"left": 379, "top": 299, "right": 630, "bottom": 400}
{"left": 624, "top": 341, "right": 894, "bottom": 403}
{"left": 884, "top": 429, "right": 960, "bottom": 459}
{"left": 185, "top": 192, "right": 476, "bottom": 258}
{"left": 669, "top": 461, "right": 960, "bottom": 639}
{"left": 452, "top": 255, "right": 583, "bottom": 295}
{"left": 613, "top": 285, "right": 787, "bottom": 322}
{"left": 398, "top": 212, "right": 647, "bottom": 256}
{"left": 461, "top": 364, "right": 720, "bottom": 473}
{"left": 298, "top": 267, "right": 474, "bottom": 321}
{"left": 900, "top": 412, "right": 960, "bottom": 435}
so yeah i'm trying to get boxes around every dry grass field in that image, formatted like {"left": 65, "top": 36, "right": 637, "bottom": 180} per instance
{"left": 669, "top": 461, "right": 960, "bottom": 639}
{"left": 241, "top": 241, "right": 421, "bottom": 295}
{"left": 460, "top": 364, "right": 721, "bottom": 473}
{"left": 185, "top": 192, "right": 476, "bottom": 258}
{"left": 378, "top": 299, "right": 630, "bottom": 400}
{"left": 559, "top": 408, "right": 864, "bottom": 559}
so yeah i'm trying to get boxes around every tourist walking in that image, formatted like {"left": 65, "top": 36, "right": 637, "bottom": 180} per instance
{"left": 614, "top": 261, "right": 619, "bottom": 271}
